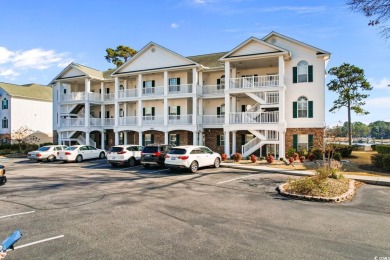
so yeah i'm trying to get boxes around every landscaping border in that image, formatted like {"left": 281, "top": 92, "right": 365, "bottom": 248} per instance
{"left": 277, "top": 179, "right": 355, "bottom": 203}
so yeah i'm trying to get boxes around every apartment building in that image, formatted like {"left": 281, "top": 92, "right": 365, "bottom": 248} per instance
{"left": 51, "top": 32, "right": 330, "bottom": 158}
{"left": 0, "top": 82, "right": 53, "bottom": 143}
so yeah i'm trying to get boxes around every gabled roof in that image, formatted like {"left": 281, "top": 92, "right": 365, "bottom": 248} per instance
{"left": 50, "top": 62, "right": 105, "bottom": 84}
{"left": 111, "top": 42, "right": 199, "bottom": 75}
{"left": 220, "top": 36, "right": 290, "bottom": 61}
{"left": 187, "top": 52, "right": 228, "bottom": 69}
{"left": 262, "top": 31, "right": 330, "bottom": 56}
{"left": 0, "top": 82, "right": 52, "bottom": 101}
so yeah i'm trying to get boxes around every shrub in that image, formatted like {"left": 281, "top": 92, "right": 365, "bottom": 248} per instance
{"left": 382, "top": 155, "right": 390, "bottom": 171}
{"left": 266, "top": 154, "right": 274, "bottom": 164}
{"left": 287, "top": 177, "right": 316, "bottom": 195}
{"left": 376, "top": 145, "right": 390, "bottom": 154}
{"left": 308, "top": 153, "right": 316, "bottom": 161}
{"left": 293, "top": 153, "right": 299, "bottom": 160}
{"left": 333, "top": 152, "right": 342, "bottom": 161}
{"left": 298, "top": 149, "right": 308, "bottom": 157}
{"left": 299, "top": 156, "right": 305, "bottom": 163}
{"left": 250, "top": 154, "right": 257, "bottom": 163}
{"left": 371, "top": 144, "right": 377, "bottom": 151}
{"left": 311, "top": 148, "right": 323, "bottom": 160}
{"left": 371, "top": 154, "right": 384, "bottom": 168}
{"left": 232, "top": 153, "right": 242, "bottom": 162}
{"left": 286, "top": 148, "right": 296, "bottom": 158}
{"left": 331, "top": 144, "right": 353, "bottom": 157}
{"left": 221, "top": 154, "right": 228, "bottom": 161}
{"left": 279, "top": 157, "right": 284, "bottom": 161}
{"left": 288, "top": 157, "right": 294, "bottom": 164}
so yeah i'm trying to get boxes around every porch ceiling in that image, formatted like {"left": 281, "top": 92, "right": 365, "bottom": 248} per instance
{"left": 230, "top": 57, "right": 278, "bottom": 70}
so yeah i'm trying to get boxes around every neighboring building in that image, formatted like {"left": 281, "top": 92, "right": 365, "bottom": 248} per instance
{"left": 50, "top": 32, "right": 330, "bottom": 158}
{"left": 0, "top": 82, "right": 53, "bottom": 143}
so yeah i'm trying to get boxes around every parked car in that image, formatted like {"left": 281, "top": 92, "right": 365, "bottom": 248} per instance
{"left": 107, "top": 145, "right": 143, "bottom": 167}
{"left": 140, "top": 144, "right": 172, "bottom": 168}
{"left": 57, "top": 145, "right": 106, "bottom": 163}
{"left": 164, "top": 146, "right": 221, "bottom": 173}
{"left": 0, "top": 165, "right": 6, "bottom": 186}
{"left": 27, "top": 145, "right": 68, "bottom": 162}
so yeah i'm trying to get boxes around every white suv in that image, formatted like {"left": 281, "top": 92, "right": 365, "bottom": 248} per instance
{"left": 164, "top": 146, "right": 221, "bottom": 173}
{"left": 107, "top": 145, "right": 143, "bottom": 167}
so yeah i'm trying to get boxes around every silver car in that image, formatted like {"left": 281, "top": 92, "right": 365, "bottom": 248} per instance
{"left": 27, "top": 145, "right": 68, "bottom": 162}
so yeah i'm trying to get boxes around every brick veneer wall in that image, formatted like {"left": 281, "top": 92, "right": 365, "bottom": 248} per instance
{"left": 285, "top": 128, "right": 324, "bottom": 152}
{"left": 0, "top": 134, "right": 10, "bottom": 143}
{"left": 127, "top": 131, "right": 139, "bottom": 145}
{"left": 204, "top": 128, "right": 225, "bottom": 154}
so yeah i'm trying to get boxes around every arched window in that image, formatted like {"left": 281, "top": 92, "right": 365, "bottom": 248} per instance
{"left": 297, "top": 61, "right": 308, "bottom": 83}
{"left": 297, "top": 96, "right": 308, "bottom": 118}
{"left": 2, "top": 98, "right": 8, "bottom": 110}
{"left": 2, "top": 117, "right": 8, "bottom": 128}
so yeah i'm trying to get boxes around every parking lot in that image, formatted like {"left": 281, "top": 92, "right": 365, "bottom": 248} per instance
{"left": 1, "top": 157, "right": 390, "bottom": 259}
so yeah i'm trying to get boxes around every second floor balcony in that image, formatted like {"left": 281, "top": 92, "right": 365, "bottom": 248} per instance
{"left": 230, "top": 75, "right": 279, "bottom": 89}
{"left": 229, "top": 111, "right": 279, "bottom": 124}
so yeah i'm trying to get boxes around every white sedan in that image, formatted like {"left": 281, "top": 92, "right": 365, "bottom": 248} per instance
{"left": 57, "top": 145, "right": 106, "bottom": 163}
{"left": 164, "top": 145, "right": 221, "bottom": 173}
{"left": 27, "top": 145, "right": 68, "bottom": 162}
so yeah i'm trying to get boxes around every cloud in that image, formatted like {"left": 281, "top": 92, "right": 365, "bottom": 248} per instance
{"left": 261, "top": 6, "right": 326, "bottom": 14}
{"left": 193, "top": 0, "right": 205, "bottom": 4}
{"left": 171, "top": 23, "right": 179, "bottom": 29}
{"left": 366, "top": 97, "right": 390, "bottom": 108}
{"left": 0, "top": 46, "right": 72, "bottom": 81}
{"left": 368, "top": 77, "right": 390, "bottom": 89}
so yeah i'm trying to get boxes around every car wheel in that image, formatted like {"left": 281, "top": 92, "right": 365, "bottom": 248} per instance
{"left": 47, "top": 155, "right": 56, "bottom": 162}
{"left": 76, "top": 155, "right": 83, "bottom": 163}
{"left": 189, "top": 161, "right": 198, "bottom": 173}
{"left": 128, "top": 158, "right": 135, "bottom": 167}
{"left": 99, "top": 152, "right": 105, "bottom": 159}
{"left": 213, "top": 158, "right": 221, "bottom": 168}
{"left": 143, "top": 164, "right": 150, "bottom": 168}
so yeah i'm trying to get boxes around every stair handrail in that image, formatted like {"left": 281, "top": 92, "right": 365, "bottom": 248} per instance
{"left": 241, "top": 137, "right": 261, "bottom": 156}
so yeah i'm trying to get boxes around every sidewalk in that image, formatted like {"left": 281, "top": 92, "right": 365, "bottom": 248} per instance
{"left": 221, "top": 163, "right": 390, "bottom": 187}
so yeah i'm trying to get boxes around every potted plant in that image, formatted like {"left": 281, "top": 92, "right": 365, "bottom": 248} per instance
{"left": 308, "top": 153, "right": 316, "bottom": 162}
{"left": 250, "top": 154, "right": 257, "bottom": 163}
{"left": 221, "top": 153, "right": 228, "bottom": 161}
{"left": 232, "top": 153, "right": 242, "bottom": 162}
{"left": 266, "top": 154, "right": 274, "bottom": 164}
{"left": 299, "top": 156, "right": 305, "bottom": 163}
{"left": 293, "top": 152, "right": 299, "bottom": 161}
{"left": 288, "top": 157, "right": 295, "bottom": 164}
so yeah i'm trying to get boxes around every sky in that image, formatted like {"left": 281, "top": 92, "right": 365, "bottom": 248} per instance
{"left": 0, "top": 0, "right": 389, "bottom": 127}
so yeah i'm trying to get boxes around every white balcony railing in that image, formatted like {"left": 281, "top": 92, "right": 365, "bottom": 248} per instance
{"left": 61, "top": 92, "right": 85, "bottom": 102}
{"left": 200, "top": 85, "right": 225, "bottom": 95}
{"left": 229, "top": 111, "right": 279, "bottom": 124}
{"left": 230, "top": 75, "right": 279, "bottom": 89}
{"left": 61, "top": 118, "right": 85, "bottom": 127}
{"left": 201, "top": 115, "right": 225, "bottom": 125}
{"left": 119, "top": 116, "right": 137, "bottom": 126}
{"left": 88, "top": 92, "right": 102, "bottom": 102}
{"left": 90, "top": 118, "right": 102, "bottom": 126}
{"left": 142, "top": 115, "right": 164, "bottom": 125}
{"left": 119, "top": 88, "right": 138, "bottom": 98}
{"left": 168, "top": 84, "right": 192, "bottom": 94}
{"left": 104, "top": 93, "right": 115, "bottom": 101}
{"left": 104, "top": 118, "right": 115, "bottom": 126}
{"left": 143, "top": 86, "right": 164, "bottom": 96}
{"left": 168, "top": 115, "right": 192, "bottom": 125}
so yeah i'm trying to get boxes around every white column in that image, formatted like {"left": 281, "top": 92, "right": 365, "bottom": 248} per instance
{"left": 232, "top": 131, "right": 236, "bottom": 154}
{"left": 84, "top": 78, "right": 90, "bottom": 127}
{"left": 55, "top": 82, "right": 61, "bottom": 128}
{"left": 224, "top": 61, "right": 231, "bottom": 125}
{"left": 124, "top": 103, "right": 127, "bottom": 118}
{"left": 85, "top": 131, "right": 90, "bottom": 145}
{"left": 278, "top": 131, "right": 285, "bottom": 159}
{"left": 101, "top": 131, "right": 105, "bottom": 150}
{"left": 114, "top": 77, "right": 119, "bottom": 127}
{"left": 193, "top": 131, "right": 197, "bottom": 145}
{"left": 101, "top": 105, "right": 105, "bottom": 126}
{"left": 198, "top": 131, "right": 203, "bottom": 145}
{"left": 279, "top": 88, "right": 285, "bottom": 124}
{"left": 198, "top": 98, "right": 203, "bottom": 125}
{"left": 278, "top": 55, "right": 284, "bottom": 86}
{"left": 164, "top": 131, "right": 169, "bottom": 144}
{"left": 224, "top": 94, "right": 230, "bottom": 125}
{"left": 224, "top": 131, "right": 230, "bottom": 156}
{"left": 192, "top": 68, "right": 198, "bottom": 94}
{"left": 199, "top": 71, "right": 203, "bottom": 86}
{"left": 231, "top": 96, "right": 237, "bottom": 113}
{"left": 137, "top": 74, "right": 143, "bottom": 97}
{"left": 192, "top": 97, "right": 197, "bottom": 126}
{"left": 124, "top": 131, "right": 128, "bottom": 144}
{"left": 139, "top": 131, "right": 143, "bottom": 146}
{"left": 57, "top": 131, "right": 62, "bottom": 145}
{"left": 164, "top": 98, "right": 168, "bottom": 126}
{"left": 224, "top": 61, "right": 230, "bottom": 90}
{"left": 100, "top": 82, "right": 104, "bottom": 101}
{"left": 163, "top": 71, "right": 168, "bottom": 96}
{"left": 138, "top": 100, "right": 143, "bottom": 127}
{"left": 114, "top": 130, "right": 119, "bottom": 145}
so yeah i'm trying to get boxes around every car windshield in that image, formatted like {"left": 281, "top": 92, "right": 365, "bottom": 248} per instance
{"left": 169, "top": 148, "right": 186, "bottom": 155}
{"left": 110, "top": 147, "right": 123, "bottom": 153}
{"left": 66, "top": 146, "right": 78, "bottom": 151}
{"left": 37, "top": 146, "right": 51, "bottom": 151}
{"left": 142, "top": 146, "right": 158, "bottom": 153}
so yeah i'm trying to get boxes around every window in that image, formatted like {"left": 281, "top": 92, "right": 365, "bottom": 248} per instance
{"left": 217, "top": 105, "right": 225, "bottom": 118}
{"left": 119, "top": 85, "right": 124, "bottom": 91}
{"left": 143, "top": 107, "right": 155, "bottom": 119}
{"left": 216, "top": 134, "right": 224, "bottom": 146}
{"left": 143, "top": 80, "right": 155, "bottom": 94}
{"left": 119, "top": 109, "right": 124, "bottom": 117}
{"left": 144, "top": 134, "right": 153, "bottom": 146}
{"left": 169, "top": 78, "right": 181, "bottom": 92}
{"left": 293, "top": 60, "right": 313, "bottom": 83}
{"left": 2, "top": 98, "right": 8, "bottom": 110}
{"left": 293, "top": 134, "right": 313, "bottom": 151}
{"left": 169, "top": 106, "right": 180, "bottom": 119}
{"left": 293, "top": 97, "right": 313, "bottom": 118}
{"left": 119, "top": 132, "right": 124, "bottom": 145}
{"left": 217, "top": 75, "right": 225, "bottom": 90}
{"left": 2, "top": 117, "right": 8, "bottom": 128}
{"left": 169, "top": 134, "right": 180, "bottom": 146}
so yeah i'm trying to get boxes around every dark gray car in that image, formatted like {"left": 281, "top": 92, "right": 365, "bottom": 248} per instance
{"left": 140, "top": 144, "right": 172, "bottom": 168}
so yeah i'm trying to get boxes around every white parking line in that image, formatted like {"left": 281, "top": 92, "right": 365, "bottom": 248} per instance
{"left": 216, "top": 174, "right": 254, "bottom": 185}
{"left": 0, "top": 211, "right": 35, "bottom": 219}
{"left": 12, "top": 235, "right": 64, "bottom": 251}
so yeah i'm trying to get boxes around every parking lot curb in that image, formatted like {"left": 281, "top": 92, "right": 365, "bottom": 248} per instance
{"left": 221, "top": 163, "right": 390, "bottom": 187}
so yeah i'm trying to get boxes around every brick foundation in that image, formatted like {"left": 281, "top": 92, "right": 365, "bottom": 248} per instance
{"left": 285, "top": 128, "right": 324, "bottom": 152}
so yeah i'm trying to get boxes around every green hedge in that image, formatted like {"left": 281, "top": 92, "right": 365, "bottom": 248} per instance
{"left": 376, "top": 145, "right": 390, "bottom": 154}
{"left": 371, "top": 154, "right": 390, "bottom": 171}
{"left": 332, "top": 144, "right": 353, "bottom": 157}
{"left": 371, "top": 144, "right": 377, "bottom": 151}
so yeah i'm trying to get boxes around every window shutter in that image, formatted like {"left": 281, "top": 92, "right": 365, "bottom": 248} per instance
{"left": 308, "top": 134, "right": 314, "bottom": 149}
{"left": 151, "top": 134, "right": 154, "bottom": 144}
{"left": 143, "top": 81, "right": 145, "bottom": 88}
{"left": 293, "top": 67, "right": 297, "bottom": 83}
{"left": 241, "top": 134, "right": 245, "bottom": 145}
{"left": 217, "top": 135, "right": 221, "bottom": 146}
{"left": 177, "top": 106, "right": 180, "bottom": 115}
{"left": 293, "top": 134, "right": 298, "bottom": 150}
{"left": 308, "top": 65, "right": 313, "bottom": 82}
{"left": 217, "top": 107, "right": 221, "bottom": 115}
{"left": 152, "top": 80, "right": 155, "bottom": 87}
{"left": 176, "top": 134, "right": 180, "bottom": 146}
{"left": 152, "top": 107, "right": 155, "bottom": 116}
{"left": 177, "top": 78, "right": 180, "bottom": 85}
{"left": 217, "top": 79, "right": 221, "bottom": 90}
{"left": 106, "top": 88, "right": 110, "bottom": 93}
{"left": 168, "top": 106, "right": 171, "bottom": 115}
{"left": 241, "top": 105, "right": 246, "bottom": 112}
{"left": 143, "top": 108, "right": 145, "bottom": 116}
{"left": 293, "top": 102, "right": 297, "bottom": 118}
{"left": 308, "top": 101, "right": 313, "bottom": 118}
{"left": 142, "top": 134, "right": 145, "bottom": 146}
